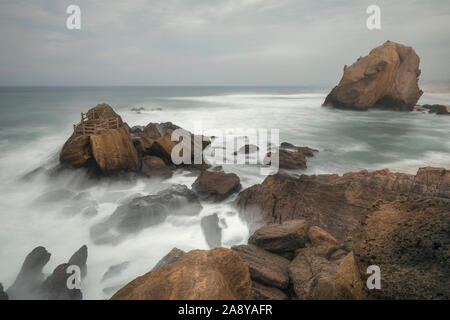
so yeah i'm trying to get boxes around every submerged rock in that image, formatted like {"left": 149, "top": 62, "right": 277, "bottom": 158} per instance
{"left": 90, "top": 185, "right": 203, "bottom": 244}
{"left": 421, "top": 104, "right": 450, "bottom": 115}
{"left": 323, "top": 41, "right": 423, "bottom": 111}
{"left": 152, "top": 248, "right": 186, "bottom": 271}
{"left": 200, "top": 213, "right": 222, "bottom": 248}
{"left": 192, "top": 171, "right": 241, "bottom": 201}
{"left": 102, "top": 262, "right": 130, "bottom": 282}
{"left": 233, "top": 144, "right": 259, "bottom": 155}
{"left": 111, "top": 248, "right": 252, "bottom": 300}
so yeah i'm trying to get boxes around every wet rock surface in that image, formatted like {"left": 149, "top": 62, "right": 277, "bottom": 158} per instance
{"left": 200, "top": 213, "right": 222, "bottom": 248}
{"left": 192, "top": 171, "right": 241, "bottom": 201}
{"left": 152, "top": 248, "right": 186, "bottom": 271}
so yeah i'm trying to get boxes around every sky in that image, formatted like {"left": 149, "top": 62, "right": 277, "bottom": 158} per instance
{"left": 0, "top": 0, "right": 449, "bottom": 86}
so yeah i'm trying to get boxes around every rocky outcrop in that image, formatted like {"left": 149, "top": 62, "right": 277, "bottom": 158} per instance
{"left": 323, "top": 41, "right": 423, "bottom": 111}
{"left": 421, "top": 104, "right": 450, "bottom": 115}
{"left": 111, "top": 248, "right": 252, "bottom": 300}
{"left": 233, "top": 144, "right": 259, "bottom": 155}
{"left": 236, "top": 167, "right": 449, "bottom": 241}
{"left": 265, "top": 143, "right": 317, "bottom": 170}
{"left": 152, "top": 248, "right": 186, "bottom": 271}
{"left": 59, "top": 105, "right": 211, "bottom": 178}
{"left": 6, "top": 245, "right": 87, "bottom": 300}
{"left": 352, "top": 198, "right": 450, "bottom": 299}
{"left": 308, "top": 226, "right": 339, "bottom": 247}
{"left": 231, "top": 245, "right": 290, "bottom": 290}
{"left": 192, "top": 171, "right": 241, "bottom": 201}
{"left": 251, "top": 281, "right": 289, "bottom": 300}
{"left": 200, "top": 213, "right": 222, "bottom": 248}
{"left": 90, "top": 185, "right": 203, "bottom": 244}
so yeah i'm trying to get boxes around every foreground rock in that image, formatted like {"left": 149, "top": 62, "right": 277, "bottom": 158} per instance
{"left": 111, "top": 248, "right": 252, "bottom": 300}
{"left": 289, "top": 247, "right": 365, "bottom": 299}
{"left": 237, "top": 166, "right": 449, "bottom": 299}
{"left": 352, "top": 198, "right": 450, "bottom": 299}
{"left": 265, "top": 143, "right": 318, "bottom": 170}
{"left": 237, "top": 167, "right": 449, "bottom": 241}
{"left": 323, "top": 41, "right": 423, "bottom": 111}
{"left": 231, "top": 245, "right": 290, "bottom": 290}
{"left": 7, "top": 245, "right": 87, "bottom": 300}
{"left": 0, "top": 283, "right": 7, "bottom": 300}
{"left": 192, "top": 171, "right": 241, "bottom": 201}
{"left": 91, "top": 185, "right": 203, "bottom": 244}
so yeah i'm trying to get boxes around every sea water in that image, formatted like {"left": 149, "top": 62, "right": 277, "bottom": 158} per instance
{"left": 0, "top": 86, "right": 449, "bottom": 299}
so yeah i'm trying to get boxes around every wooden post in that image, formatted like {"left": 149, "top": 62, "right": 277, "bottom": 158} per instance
{"left": 73, "top": 124, "right": 76, "bottom": 135}
{"left": 82, "top": 122, "right": 85, "bottom": 135}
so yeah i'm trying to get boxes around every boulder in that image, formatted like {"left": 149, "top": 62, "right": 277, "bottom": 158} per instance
{"left": 280, "top": 142, "right": 318, "bottom": 157}
{"left": 231, "top": 244, "right": 290, "bottom": 290}
{"left": 265, "top": 149, "right": 307, "bottom": 170}
{"left": 141, "top": 156, "right": 172, "bottom": 179}
{"left": 251, "top": 281, "right": 289, "bottom": 300}
{"left": 200, "top": 213, "right": 222, "bottom": 248}
{"left": 192, "top": 171, "right": 241, "bottom": 201}
{"left": 288, "top": 247, "right": 365, "bottom": 299}
{"left": 152, "top": 248, "right": 186, "bottom": 271}
{"left": 6, "top": 246, "right": 51, "bottom": 300}
{"left": 131, "top": 123, "right": 161, "bottom": 156}
{"left": 308, "top": 226, "right": 339, "bottom": 247}
{"left": 90, "top": 126, "right": 140, "bottom": 174}
{"left": 248, "top": 220, "right": 309, "bottom": 254}
{"left": 323, "top": 41, "right": 423, "bottom": 111}
{"left": 111, "top": 248, "right": 252, "bottom": 300}
{"left": 90, "top": 185, "right": 203, "bottom": 244}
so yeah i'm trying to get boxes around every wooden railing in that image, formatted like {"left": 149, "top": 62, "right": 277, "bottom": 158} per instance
{"left": 73, "top": 112, "right": 120, "bottom": 136}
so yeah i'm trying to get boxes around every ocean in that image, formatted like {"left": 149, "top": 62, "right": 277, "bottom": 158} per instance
{"left": 0, "top": 86, "right": 449, "bottom": 299}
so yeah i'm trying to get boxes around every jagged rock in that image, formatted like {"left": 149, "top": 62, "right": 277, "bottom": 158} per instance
{"left": 90, "top": 126, "right": 140, "bottom": 174}
{"left": 251, "top": 281, "right": 289, "bottom": 300}
{"left": 248, "top": 220, "right": 309, "bottom": 254}
{"left": 289, "top": 247, "right": 365, "bottom": 300}
{"left": 131, "top": 123, "right": 161, "bottom": 156}
{"left": 236, "top": 167, "right": 449, "bottom": 242}
{"left": 323, "top": 41, "right": 423, "bottom": 111}
{"left": 102, "top": 262, "right": 130, "bottom": 282}
{"left": 352, "top": 198, "right": 450, "bottom": 299}
{"left": 192, "top": 171, "right": 241, "bottom": 201}
{"left": 200, "top": 214, "right": 222, "bottom": 248}
{"left": 59, "top": 135, "right": 93, "bottom": 168}
{"left": 0, "top": 283, "right": 8, "bottom": 300}
{"left": 6, "top": 246, "right": 51, "bottom": 299}
{"left": 152, "top": 248, "right": 186, "bottom": 270}
{"left": 90, "top": 185, "right": 203, "bottom": 244}
{"left": 231, "top": 244, "right": 290, "bottom": 290}
{"left": 141, "top": 156, "right": 172, "bottom": 179}
{"left": 41, "top": 263, "right": 82, "bottom": 300}
{"left": 111, "top": 248, "right": 252, "bottom": 300}
{"left": 68, "top": 245, "right": 88, "bottom": 278}
{"left": 308, "top": 226, "right": 339, "bottom": 247}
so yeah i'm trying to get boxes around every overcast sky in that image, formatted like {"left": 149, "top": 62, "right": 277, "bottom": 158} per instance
{"left": 0, "top": 0, "right": 449, "bottom": 86}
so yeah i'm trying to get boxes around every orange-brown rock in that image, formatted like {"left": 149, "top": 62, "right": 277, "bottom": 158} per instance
{"left": 288, "top": 247, "right": 365, "bottom": 300}
{"left": 308, "top": 226, "right": 339, "bottom": 247}
{"left": 141, "top": 156, "right": 172, "bottom": 179}
{"left": 236, "top": 167, "right": 449, "bottom": 241}
{"left": 90, "top": 126, "right": 140, "bottom": 174}
{"left": 192, "top": 171, "right": 241, "bottom": 201}
{"left": 59, "top": 135, "right": 93, "bottom": 168}
{"left": 111, "top": 248, "right": 252, "bottom": 300}
{"left": 324, "top": 41, "right": 423, "bottom": 111}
